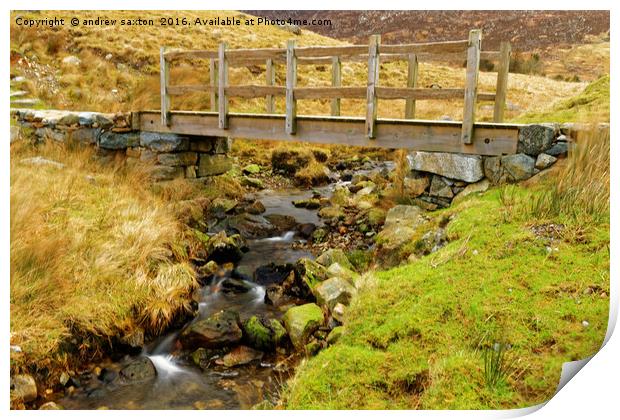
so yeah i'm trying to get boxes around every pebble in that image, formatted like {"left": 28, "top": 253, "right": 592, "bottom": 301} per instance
{"left": 582, "top": 320, "right": 590, "bottom": 328}
{"left": 472, "top": 250, "right": 479, "bottom": 255}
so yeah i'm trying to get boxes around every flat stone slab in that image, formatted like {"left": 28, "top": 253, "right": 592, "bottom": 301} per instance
{"left": 408, "top": 151, "right": 484, "bottom": 183}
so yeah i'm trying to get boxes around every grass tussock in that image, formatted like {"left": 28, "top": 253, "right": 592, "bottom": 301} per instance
{"left": 526, "top": 126, "right": 609, "bottom": 224}
{"left": 10, "top": 141, "right": 199, "bottom": 376}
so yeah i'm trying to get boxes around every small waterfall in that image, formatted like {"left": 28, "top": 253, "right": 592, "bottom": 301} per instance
{"left": 262, "top": 230, "right": 295, "bottom": 243}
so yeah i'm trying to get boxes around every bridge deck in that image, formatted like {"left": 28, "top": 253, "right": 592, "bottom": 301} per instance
{"left": 136, "top": 111, "right": 521, "bottom": 156}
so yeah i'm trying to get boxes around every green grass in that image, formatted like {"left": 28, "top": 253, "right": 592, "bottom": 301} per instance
{"left": 285, "top": 186, "right": 609, "bottom": 409}
{"left": 513, "top": 75, "right": 609, "bottom": 123}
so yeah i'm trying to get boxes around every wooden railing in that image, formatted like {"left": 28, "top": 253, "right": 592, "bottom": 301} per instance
{"left": 159, "top": 29, "right": 511, "bottom": 145}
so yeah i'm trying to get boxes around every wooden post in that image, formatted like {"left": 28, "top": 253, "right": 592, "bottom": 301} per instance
{"left": 218, "top": 42, "right": 228, "bottom": 129}
{"left": 285, "top": 40, "right": 297, "bottom": 135}
{"left": 331, "top": 56, "right": 341, "bottom": 116}
{"left": 365, "top": 34, "right": 380, "bottom": 139}
{"left": 461, "top": 29, "right": 481, "bottom": 144}
{"left": 493, "top": 41, "right": 511, "bottom": 123}
{"left": 209, "top": 58, "right": 217, "bottom": 112}
{"left": 266, "top": 58, "right": 275, "bottom": 113}
{"left": 405, "top": 53, "right": 418, "bottom": 119}
{"left": 160, "top": 47, "right": 170, "bottom": 126}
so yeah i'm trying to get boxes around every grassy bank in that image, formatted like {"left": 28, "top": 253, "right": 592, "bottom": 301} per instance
{"left": 514, "top": 75, "right": 609, "bottom": 123}
{"left": 9, "top": 140, "right": 215, "bottom": 381}
{"left": 284, "top": 131, "right": 610, "bottom": 409}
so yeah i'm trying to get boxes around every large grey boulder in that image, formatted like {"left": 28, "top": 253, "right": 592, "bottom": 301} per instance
{"left": 502, "top": 154, "right": 536, "bottom": 181}
{"left": 484, "top": 154, "right": 536, "bottom": 184}
{"left": 517, "top": 124, "right": 555, "bottom": 156}
{"left": 316, "top": 249, "right": 354, "bottom": 271}
{"left": 408, "top": 151, "right": 484, "bottom": 183}
{"left": 140, "top": 132, "right": 189, "bottom": 152}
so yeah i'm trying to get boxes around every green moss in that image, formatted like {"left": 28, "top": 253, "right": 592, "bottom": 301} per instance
{"left": 285, "top": 188, "right": 609, "bottom": 409}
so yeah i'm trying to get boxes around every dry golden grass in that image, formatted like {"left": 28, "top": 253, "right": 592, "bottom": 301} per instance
{"left": 10, "top": 10, "right": 587, "bottom": 121}
{"left": 10, "top": 140, "right": 198, "bottom": 375}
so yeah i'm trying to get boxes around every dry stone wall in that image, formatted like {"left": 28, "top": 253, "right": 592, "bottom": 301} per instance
{"left": 405, "top": 123, "right": 577, "bottom": 210}
{"left": 11, "top": 109, "right": 233, "bottom": 182}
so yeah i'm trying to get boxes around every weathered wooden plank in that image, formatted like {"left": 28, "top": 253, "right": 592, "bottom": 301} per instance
{"left": 138, "top": 110, "right": 520, "bottom": 155}
{"left": 295, "top": 87, "right": 366, "bottom": 100}
{"left": 160, "top": 47, "right": 170, "bottom": 126}
{"left": 461, "top": 29, "right": 482, "bottom": 144}
{"left": 295, "top": 45, "right": 368, "bottom": 58}
{"left": 376, "top": 87, "right": 495, "bottom": 101}
{"left": 405, "top": 54, "right": 418, "bottom": 119}
{"left": 225, "top": 48, "right": 286, "bottom": 61}
{"left": 227, "top": 85, "right": 286, "bottom": 98}
{"left": 365, "top": 35, "right": 380, "bottom": 139}
{"left": 285, "top": 40, "right": 297, "bottom": 135}
{"left": 266, "top": 59, "right": 276, "bottom": 113}
{"left": 331, "top": 56, "right": 341, "bottom": 116}
{"left": 493, "top": 41, "right": 511, "bottom": 123}
{"left": 381, "top": 39, "right": 468, "bottom": 54}
{"left": 218, "top": 42, "right": 228, "bottom": 129}
{"left": 209, "top": 59, "right": 217, "bottom": 112}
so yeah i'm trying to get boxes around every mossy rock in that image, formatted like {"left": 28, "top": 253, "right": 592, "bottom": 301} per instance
{"left": 367, "top": 208, "right": 387, "bottom": 227}
{"left": 283, "top": 303, "right": 324, "bottom": 350}
{"left": 242, "top": 164, "right": 261, "bottom": 175}
{"left": 316, "top": 249, "right": 354, "bottom": 271}
{"left": 295, "top": 258, "right": 328, "bottom": 289}
{"left": 326, "top": 263, "right": 360, "bottom": 285}
{"left": 326, "top": 326, "right": 344, "bottom": 345}
{"left": 318, "top": 206, "right": 344, "bottom": 220}
{"left": 312, "top": 228, "right": 328, "bottom": 244}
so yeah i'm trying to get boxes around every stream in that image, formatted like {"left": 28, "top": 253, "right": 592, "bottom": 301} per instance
{"left": 57, "top": 187, "right": 332, "bottom": 410}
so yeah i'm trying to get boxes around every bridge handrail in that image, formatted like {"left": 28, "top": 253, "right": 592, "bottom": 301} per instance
{"left": 159, "top": 30, "right": 512, "bottom": 143}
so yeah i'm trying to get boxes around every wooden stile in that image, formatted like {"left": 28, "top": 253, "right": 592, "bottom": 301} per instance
{"left": 493, "top": 41, "right": 511, "bottom": 123}
{"left": 331, "top": 56, "right": 341, "bottom": 116}
{"left": 405, "top": 54, "right": 418, "bottom": 119}
{"left": 218, "top": 42, "right": 228, "bottom": 129}
{"left": 266, "top": 58, "right": 275, "bottom": 113}
{"left": 365, "top": 35, "right": 380, "bottom": 139}
{"left": 461, "top": 29, "right": 481, "bottom": 144}
{"left": 209, "top": 59, "right": 217, "bottom": 112}
{"left": 160, "top": 47, "right": 170, "bottom": 126}
{"left": 285, "top": 40, "right": 297, "bottom": 135}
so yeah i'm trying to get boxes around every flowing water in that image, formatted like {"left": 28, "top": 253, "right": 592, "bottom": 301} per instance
{"left": 57, "top": 161, "right": 394, "bottom": 409}
{"left": 57, "top": 189, "right": 323, "bottom": 410}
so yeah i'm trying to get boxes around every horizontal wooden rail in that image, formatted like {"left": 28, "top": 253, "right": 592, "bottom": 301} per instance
{"left": 169, "top": 84, "right": 497, "bottom": 102}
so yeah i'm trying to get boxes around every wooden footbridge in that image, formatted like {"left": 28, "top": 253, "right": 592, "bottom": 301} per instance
{"left": 135, "top": 30, "right": 521, "bottom": 155}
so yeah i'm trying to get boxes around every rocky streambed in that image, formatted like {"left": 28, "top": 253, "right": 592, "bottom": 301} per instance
{"left": 43, "top": 160, "right": 399, "bottom": 410}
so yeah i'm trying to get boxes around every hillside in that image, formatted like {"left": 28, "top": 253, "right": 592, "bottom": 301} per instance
{"left": 246, "top": 11, "right": 610, "bottom": 81}
{"left": 10, "top": 10, "right": 590, "bottom": 121}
